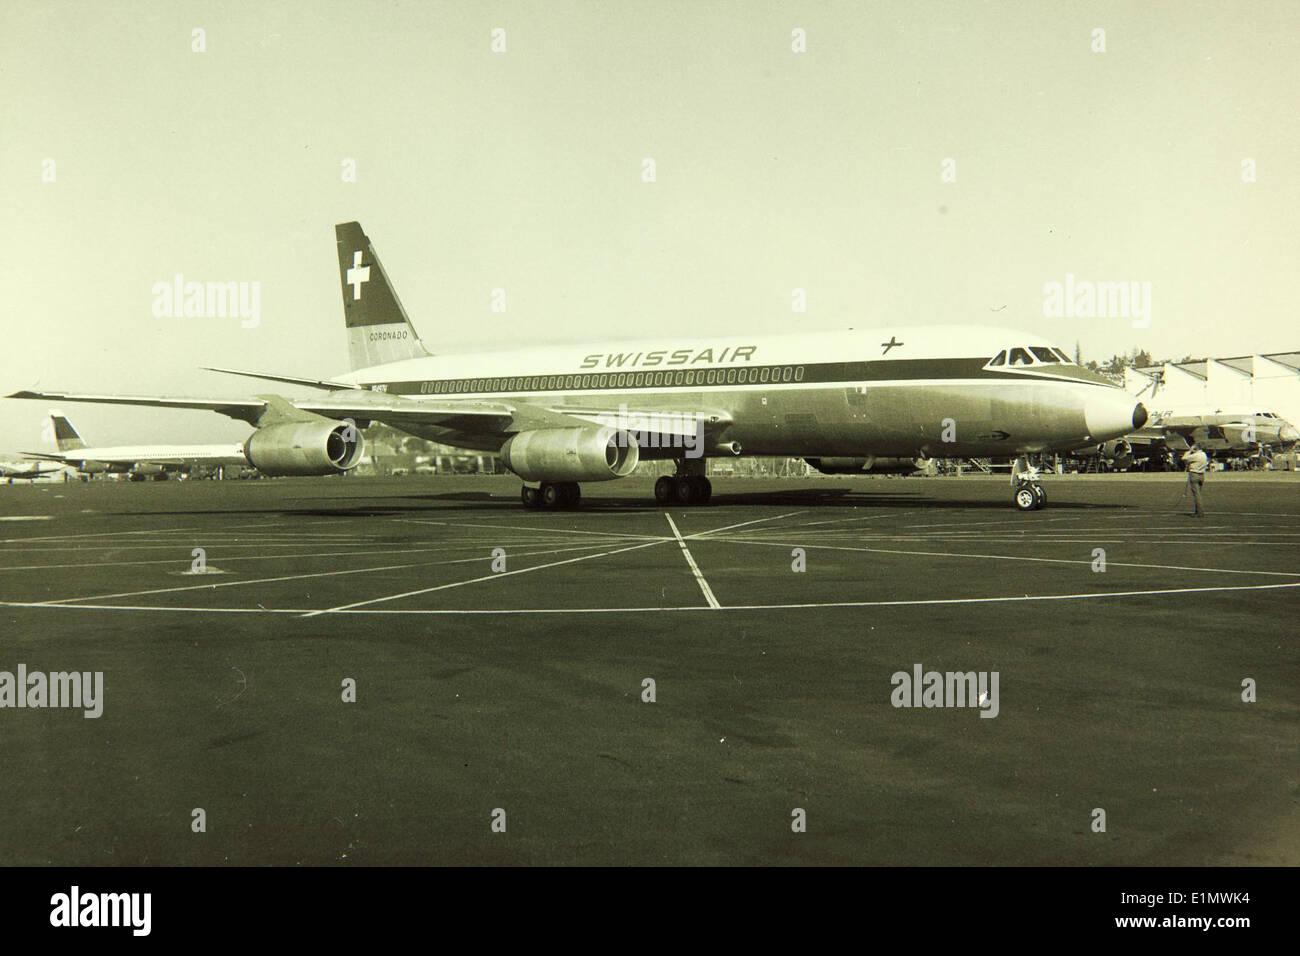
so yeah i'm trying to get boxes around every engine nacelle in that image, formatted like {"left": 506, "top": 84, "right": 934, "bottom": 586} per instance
{"left": 806, "top": 456, "right": 919, "bottom": 475}
{"left": 1099, "top": 439, "right": 1133, "bottom": 460}
{"left": 806, "top": 457, "right": 868, "bottom": 474}
{"left": 243, "top": 421, "right": 365, "bottom": 476}
{"left": 500, "top": 426, "right": 639, "bottom": 482}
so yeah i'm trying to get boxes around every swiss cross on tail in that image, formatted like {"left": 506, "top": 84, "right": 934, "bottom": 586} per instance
{"left": 334, "top": 221, "right": 431, "bottom": 370}
{"left": 881, "top": 335, "right": 904, "bottom": 355}
{"left": 346, "top": 251, "right": 370, "bottom": 299}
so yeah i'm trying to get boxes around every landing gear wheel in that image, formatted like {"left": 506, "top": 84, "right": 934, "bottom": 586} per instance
{"left": 521, "top": 485, "right": 540, "bottom": 509}
{"left": 540, "top": 482, "right": 563, "bottom": 508}
{"left": 654, "top": 476, "right": 674, "bottom": 504}
{"left": 1031, "top": 484, "right": 1046, "bottom": 509}
{"left": 674, "top": 476, "right": 697, "bottom": 505}
{"left": 1013, "top": 486, "right": 1037, "bottom": 511}
{"left": 690, "top": 476, "right": 712, "bottom": 504}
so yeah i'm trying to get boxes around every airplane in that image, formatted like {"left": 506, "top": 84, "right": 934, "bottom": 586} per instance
{"left": 7, "top": 221, "right": 1149, "bottom": 511}
{"left": 18, "top": 413, "right": 250, "bottom": 481}
{"left": 1077, "top": 405, "right": 1299, "bottom": 471}
{"left": 0, "top": 460, "right": 67, "bottom": 482}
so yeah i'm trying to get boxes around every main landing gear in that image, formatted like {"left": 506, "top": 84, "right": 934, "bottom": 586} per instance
{"left": 653, "top": 457, "right": 713, "bottom": 506}
{"left": 521, "top": 481, "right": 581, "bottom": 509}
{"left": 1011, "top": 456, "right": 1046, "bottom": 511}
{"left": 654, "top": 474, "right": 712, "bottom": 505}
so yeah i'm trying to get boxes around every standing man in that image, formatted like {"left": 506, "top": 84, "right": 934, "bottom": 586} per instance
{"left": 1184, "top": 442, "right": 1210, "bottom": 517}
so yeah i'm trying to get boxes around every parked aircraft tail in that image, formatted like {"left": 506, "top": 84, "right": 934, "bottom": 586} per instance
{"left": 335, "top": 221, "right": 431, "bottom": 371}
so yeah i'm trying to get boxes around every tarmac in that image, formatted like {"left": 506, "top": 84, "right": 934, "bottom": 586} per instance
{"left": 0, "top": 472, "right": 1296, "bottom": 865}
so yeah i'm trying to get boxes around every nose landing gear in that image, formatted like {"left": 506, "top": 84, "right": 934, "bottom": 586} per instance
{"left": 1013, "top": 479, "right": 1046, "bottom": 511}
{"left": 1011, "top": 457, "right": 1046, "bottom": 511}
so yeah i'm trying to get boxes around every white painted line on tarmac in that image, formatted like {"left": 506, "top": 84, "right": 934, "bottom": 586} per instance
{"left": 0, "top": 526, "right": 205, "bottom": 544}
{"left": 665, "top": 514, "right": 720, "bottom": 609}
{"left": 786, "top": 510, "right": 918, "bottom": 529}
{"left": 0, "top": 536, "right": 609, "bottom": 556}
{"left": 701, "top": 536, "right": 1300, "bottom": 577}
{"left": 0, "top": 543, "right": 610, "bottom": 573}
{"left": 33, "top": 543, "right": 611, "bottom": 606}
{"left": 685, "top": 510, "right": 806, "bottom": 539}
{"left": 301, "top": 538, "right": 670, "bottom": 618}
{"left": 396, "top": 517, "right": 668, "bottom": 542}
{"left": 7, "top": 579, "right": 1299, "bottom": 616}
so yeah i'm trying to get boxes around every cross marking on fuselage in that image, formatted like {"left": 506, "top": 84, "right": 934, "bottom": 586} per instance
{"left": 346, "top": 251, "right": 371, "bottom": 300}
{"left": 881, "top": 335, "right": 904, "bottom": 355}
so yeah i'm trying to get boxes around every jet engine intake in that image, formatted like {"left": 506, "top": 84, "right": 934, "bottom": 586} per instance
{"left": 500, "top": 427, "right": 639, "bottom": 482}
{"left": 243, "top": 421, "right": 365, "bottom": 476}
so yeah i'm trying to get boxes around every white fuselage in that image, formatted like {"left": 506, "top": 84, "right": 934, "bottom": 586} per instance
{"left": 336, "top": 325, "right": 1146, "bottom": 459}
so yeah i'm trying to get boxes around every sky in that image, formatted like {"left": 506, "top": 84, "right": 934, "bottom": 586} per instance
{"left": 2, "top": 0, "right": 1297, "bottom": 448}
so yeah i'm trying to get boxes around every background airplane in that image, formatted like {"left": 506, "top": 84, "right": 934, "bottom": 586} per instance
{"left": 1077, "top": 405, "right": 1299, "bottom": 471}
{"left": 20, "top": 413, "right": 250, "bottom": 481}
{"left": 0, "top": 459, "right": 67, "bottom": 482}
{"left": 8, "top": 222, "right": 1149, "bottom": 511}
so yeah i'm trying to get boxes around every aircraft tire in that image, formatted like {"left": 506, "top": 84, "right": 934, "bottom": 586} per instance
{"left": 521, "top": 485, "right": 540, "bottom": 509}
{"left": 654, "top": 476, "right": 675, "bottom": 504}
{"left": 1013, "top": 486, "right": 1037, "bottom": 511}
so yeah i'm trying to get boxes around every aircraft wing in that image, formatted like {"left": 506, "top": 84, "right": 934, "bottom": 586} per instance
{"left": 6, "top": 390, "right": 270, "bottom": 424}
{"left": 1141, "top": 414, "right": 1201, "bottom": 448}
{"left": 6, "top": 388, "right": 525, "bottom": 430}
{"left": 5, "top": 388, "right": 727, "bottom": 441}
{"left": 1119, "top": 429, "right": 1167, "bottom": 449}
{"left": 1157, "top": 429, "right": 1193, "bottom": 452}
{"left": 296, "top": 395, "right": 732, "bottom": 439}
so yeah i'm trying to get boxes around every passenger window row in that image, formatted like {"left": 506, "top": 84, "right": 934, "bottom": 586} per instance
{"left": 418, "top": 365, "right": 807, "bottom": 394}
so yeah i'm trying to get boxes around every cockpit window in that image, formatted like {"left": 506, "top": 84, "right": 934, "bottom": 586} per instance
{"left": 988, "top": 345, "right": 1074, "bottom": 369}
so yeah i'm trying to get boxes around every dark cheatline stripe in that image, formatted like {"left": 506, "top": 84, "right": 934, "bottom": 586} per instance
{"left": 365, "top": 356, "right": 1110, "bottom": 396}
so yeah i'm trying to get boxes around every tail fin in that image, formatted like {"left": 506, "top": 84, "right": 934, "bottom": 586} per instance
{"left": 50, "top": 412, "right": 86, "bottom": 451}
{"left": 335, "top": 221, "right": 431, "bottom": 371}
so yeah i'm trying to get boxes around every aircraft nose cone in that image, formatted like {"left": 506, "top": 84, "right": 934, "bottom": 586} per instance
{"left": 1280, "top": 425, "right": 1299, "bottom": 444}
{"left": 1085, "top": 391, "right": 1144, "bottom": 441}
